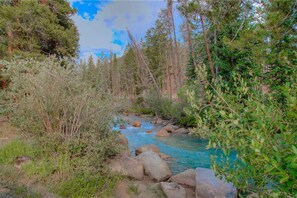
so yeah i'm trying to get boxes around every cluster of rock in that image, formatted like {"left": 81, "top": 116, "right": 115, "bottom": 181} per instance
{"left": 156, "top": 123, "right": 190, "bottom": 137}
{"left": 122, "top": 118, "right": 191, "bottom": 137}
{"left": 111, "top": 134, "right": 237, "bottom": 198}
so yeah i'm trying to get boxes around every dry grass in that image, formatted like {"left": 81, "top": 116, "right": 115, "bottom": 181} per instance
{"left": 0, "top": 116, "right": 17, "bottom": 148}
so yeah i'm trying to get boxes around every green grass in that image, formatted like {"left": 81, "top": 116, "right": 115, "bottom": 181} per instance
{"left": 0, "top": 165, "right": 41, "bottom": 198}
{"left": 54, "top": 172, "right": 122, "bottom": 198}
{"left": 0, "top": 139, "right": 38, "bottom": 164}
{"left": 0, "top": 139, "right": 122, "bottom": 198}
{"left": 13, "top": 185, "right": 40, "bottom": 198}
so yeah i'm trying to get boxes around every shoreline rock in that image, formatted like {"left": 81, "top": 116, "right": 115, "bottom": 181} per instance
{"left": 136, "top": 151, "right": 172, "bottom": 182}
{"left": 170, "top": 169, "right": 196, "bottom": 188}
{"left": 109, "top": 154, "right": 144, "bottom": 180}
{"left": 172, "top": 127, "right": 190, "bottom": 134}
{"left": 135, "top": 144, "right": 160, "bottom": 156}
{"left": 195, "top": 168, "right": 237, "bottom": 198}
{"left": 162, "top": 123, "right": 178, "bottom": 132}
{"left": 156, "top": 129, "right": 170, "bottom": 137}
{"left": 160, "top": 182, "right": 187, "bottom": 198}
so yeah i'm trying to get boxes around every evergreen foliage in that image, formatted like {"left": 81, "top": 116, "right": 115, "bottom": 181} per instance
{"left": 0, "top": 0, "right": 79, "bottom": 59}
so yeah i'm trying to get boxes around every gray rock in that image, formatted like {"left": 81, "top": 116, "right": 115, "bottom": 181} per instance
{"left": 135, "top": 144, "right": 160, "bottom": 156}
{"left": 159, "top": 153, "right": 172, "bottom": 160}
{"left": 160, "top": 182, "right": 187, "bottom": 198}
{"left": 162, "top": 124, "right": 179, "bottom": 132}
{"left": 109, "top": 154, "right": 144, "bottom": 180}
{"left": 173, "top": 128, "right": 190, "bottom": 134}
{"left": 156, "top": 129, "right": 170, "bottom": 137}
{"left": 195, "top": 168, "right": 237, "bottom": 198}
{"left": 170, "top": 169, "right": 196, "bottom": 188}
{"left": 136, "top": 151, "right": 172, "bottom": 182}
{"left": 114, "top": 180, "right": 131, "bottom": 198}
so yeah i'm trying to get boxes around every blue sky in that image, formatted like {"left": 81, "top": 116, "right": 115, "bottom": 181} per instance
{"left": 69, "top": 0, "right": 182, "bottom": 60}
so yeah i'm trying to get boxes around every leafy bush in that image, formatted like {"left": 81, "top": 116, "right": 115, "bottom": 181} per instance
{"left": 1, "top": 58, "right": 119, "bottom": 161}
{"left": 0, "top": 58, "right": 122, "bottom": 197}
{"left": 187, "top": 65, "right": 297, "bottom": 196}
{"left": 144, "top": 90, "right": 195, "bottom": 126}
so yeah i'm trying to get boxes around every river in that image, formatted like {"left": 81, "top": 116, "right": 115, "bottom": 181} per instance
{"left": 112, "top": 115, "right": 235, "bottom": 175}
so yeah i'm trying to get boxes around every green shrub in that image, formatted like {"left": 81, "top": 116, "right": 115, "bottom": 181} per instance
{"left": 0, "top": 58, "right": 121, "bottom": 197}
{"left": 143, "top": 90, "right": 196, "bottom": 126}
{"left": 144, "top": 91, "right": 181, "bottom": 119}
{"left": 1, "top": 58, "right": 119, "bottom": 163}
{"left": 188, "top": 65, "right": 297, "bottom": 196}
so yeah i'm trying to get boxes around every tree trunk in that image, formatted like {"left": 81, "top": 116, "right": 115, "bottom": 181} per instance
{"left": 168, "top": 0, "right": 181, "bottom": 88}
{"left": 198, "top": 12, "right": 215, "bottom": 79}
{"left": 167, "top": 1, "right": 176, "bottom": 98}
{"left": 183, "top": 0, "right": 206, "bottom": 103}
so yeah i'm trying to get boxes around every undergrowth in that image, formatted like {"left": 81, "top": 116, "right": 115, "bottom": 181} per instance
{"left": 0, "top": 58, "right": 123, "bottom": 197}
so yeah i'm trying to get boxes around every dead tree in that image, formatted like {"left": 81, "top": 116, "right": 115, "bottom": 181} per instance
{"left": 127, "top": 29, "right": 161, "bottom": 93}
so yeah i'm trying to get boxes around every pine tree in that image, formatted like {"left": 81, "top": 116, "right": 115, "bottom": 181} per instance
{"left": 0, "top": 0, "right": 79, "bottom": 59}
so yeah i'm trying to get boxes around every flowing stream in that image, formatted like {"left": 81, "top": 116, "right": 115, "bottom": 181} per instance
{"left": 112, "top": 115, "right": 235, "bottom": 175}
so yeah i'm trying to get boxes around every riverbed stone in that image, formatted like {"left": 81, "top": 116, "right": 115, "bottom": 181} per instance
{"left": 160, "top": 182, "right": 187, "bottom": 198}
{"left": 136, "top": 151, "right": 172, "bottom": 182}
{"left": 156, "top": 129, "right": 170, "bottom": 137}
{"left": 173, "top": 128, "right": 190, "bottom": 134}
{"left": 120, "top": 124, "right": 126, "bottom": 129}
{"left": 114, "top": 180, "right": 131, "bottom": 198}
{"left": 135, "top": 144, "right": 160, "bottom": 156}
{"left": 162, "top": 124, "right": 178, "bottom": 132}
{"left": 132, "top": 121, "right": 142, "bottom": 127}
{"left": 159, "top": 153, "right": 171, "bottom": 160}
{"left": 195, "top": 168, "right": 237, "bottom": 198}
{"left": 170, "top": 169, "right": 196, "bottom": 188}
{"left": 109, "top": 154, "right": 144, "bottom": 180}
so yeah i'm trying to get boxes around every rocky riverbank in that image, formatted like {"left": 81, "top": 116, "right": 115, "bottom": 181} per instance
{"left": 111, "top": 114, "right": 238, "bottom": 198}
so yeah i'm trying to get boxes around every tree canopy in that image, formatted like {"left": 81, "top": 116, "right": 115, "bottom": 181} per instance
{"left": 0, "top": 0, "right": 79, "bottom": 59}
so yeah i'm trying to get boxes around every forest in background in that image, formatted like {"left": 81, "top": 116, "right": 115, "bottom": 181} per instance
{"left": 0, "top": 0, "right": 296, "bottom": 197}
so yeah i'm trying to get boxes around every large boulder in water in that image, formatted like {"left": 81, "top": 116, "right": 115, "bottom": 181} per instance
{"left": 136, "top": 151, "right": 172, "bottom": 182}
{"left": 135, "top": 144, "right": 160, "bottom": 156}
{"left": 170, "top": 169, "right": 196, "bottom": 188}
{"left": 173, "top": 127, "right": 190, "bottom": 134}
{"left": 109, "top": 154, "right": 144, "bottom": 180}
{"left": 162, "top": 123, "right": 178, "bottom": 132}
{"left": 156, "top": 129, "right": 170, "bottom": 137}
{"left": 132, "top": 121, "right": 141, "bottom": 127}
{"left": 160, "top": 182, "right": 187, "bottom": 198}
{"left": 195, "top": 168, "right": 237, "bottom": 198}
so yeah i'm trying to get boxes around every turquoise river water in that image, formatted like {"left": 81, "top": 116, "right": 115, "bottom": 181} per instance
{"left": 112, "top": 115, "right": 235, "bottom": 175}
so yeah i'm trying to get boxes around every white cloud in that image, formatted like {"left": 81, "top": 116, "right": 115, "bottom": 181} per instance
{"left": 71, "top": 0, "right": 165, "bottom": 59}
{"left": 71, "top": 14, "right": 122, "bottom": 52}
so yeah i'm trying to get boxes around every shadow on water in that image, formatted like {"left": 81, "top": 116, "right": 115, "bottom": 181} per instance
{"left": 112, "top": 115, "right": 236, "bottom": 174}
